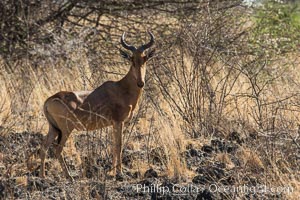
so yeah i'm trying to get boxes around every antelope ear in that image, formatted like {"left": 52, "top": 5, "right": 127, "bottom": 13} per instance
{"left": 146, "top": 49, "right": 155, "bottom": 60}
{"left": 120, "top": 49, "right": 130, "bottom": 60}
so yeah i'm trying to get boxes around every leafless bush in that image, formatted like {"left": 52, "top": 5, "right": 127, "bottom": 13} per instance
{"left": 151, "top": 3, "right": 248, "bottom": 137}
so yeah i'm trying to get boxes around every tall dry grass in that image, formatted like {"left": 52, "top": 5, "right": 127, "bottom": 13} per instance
{"left": 0, "top": 29, "right": 190, "bottom": 181}
{"left": 0, "top": 4, "right": 300, "bottom": 198}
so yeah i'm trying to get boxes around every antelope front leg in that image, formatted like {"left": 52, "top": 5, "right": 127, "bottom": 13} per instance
{"left": 55, "top": 133, "right": 74, "bottom": 181}
{"left": 112, "top": 121, "right": 124, "bottom": 176}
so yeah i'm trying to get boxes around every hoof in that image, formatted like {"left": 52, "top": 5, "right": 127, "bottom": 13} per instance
{"left": 39, "top": 173, "right": 45, "bottom": 179}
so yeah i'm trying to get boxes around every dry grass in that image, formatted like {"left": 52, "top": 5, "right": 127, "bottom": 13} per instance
{"left": 1, "top": 46, "right": 300, "bottom": 199}
{"left": 0, "top": 8, "right": 300, "bottom": 199}
{"left": 236, "top": 147, "right": 265, "bottom": 173}
{"left": 215, "top": 153, "right": 235, "bottom": 170}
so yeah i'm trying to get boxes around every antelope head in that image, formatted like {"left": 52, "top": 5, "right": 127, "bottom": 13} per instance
{"left": 120, "top": 31, "right": 155, "bottom": 88}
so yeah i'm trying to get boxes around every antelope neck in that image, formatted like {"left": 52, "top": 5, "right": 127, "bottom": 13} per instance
{"left": 118, "top": 66, "right": 143, "bottom": 94}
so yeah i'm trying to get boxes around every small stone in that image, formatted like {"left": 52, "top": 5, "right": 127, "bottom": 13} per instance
{"left": 211, "top": 139, "right": 226, "bottom": 152}
{"left": 209, "top": 166, "right": 225, "bottom": 179}
{"left": 201, "top": 145, "right": 213, "bottom": 154}
{"left": 228, "top": 131, "right": 244, "bottom": 144}
{"left": 144, "top": 168, "right": 158, "bottom": 178}
{"left": 116, "top": 173, "right": 124, "bottom": 181}
{"left": 196, "top": 167, "right": 205, "bottom": 174}
{"left": 189, "top": 148, "right": 199, "bottom": 157}
{"left": 196, "top": 189, "right": 213, "bottom": 200}
{"left": 226, "top": 144, "right": 239, "bottom": 153}
{"left": 192, "top": 175, "right": 209, "bottom": 184}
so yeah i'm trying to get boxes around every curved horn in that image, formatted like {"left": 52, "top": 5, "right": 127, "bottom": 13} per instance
{"left": 121, "top": 32, "right": 136, "bottom": 52}
{"left": 138, "top": 31, "right": 155, "bottom": 52}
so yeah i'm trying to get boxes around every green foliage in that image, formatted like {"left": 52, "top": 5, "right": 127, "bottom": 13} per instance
{"left": 251, "top": 0, "right": 300, "bottom": 55}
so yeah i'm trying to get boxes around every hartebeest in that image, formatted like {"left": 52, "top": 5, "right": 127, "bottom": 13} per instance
{"left": 39, "top": 31, "right": 155, "bottom": 180}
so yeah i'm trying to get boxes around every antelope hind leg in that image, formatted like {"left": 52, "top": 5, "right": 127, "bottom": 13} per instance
{"left": 39, "top": 125, "right": 58, "bottom": 178}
